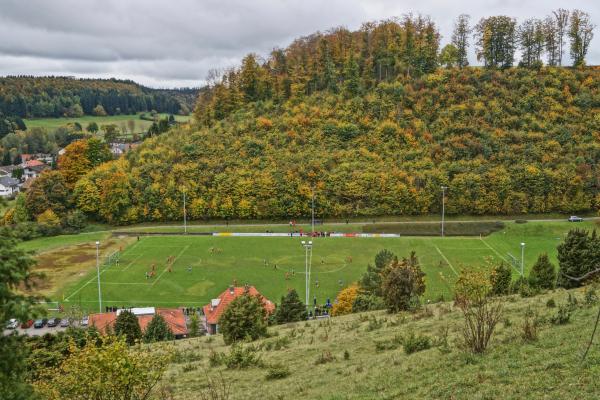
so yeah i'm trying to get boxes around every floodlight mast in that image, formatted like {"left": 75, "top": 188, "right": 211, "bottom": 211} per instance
{"left": 96, "top": 241, "right": 102, "bottom": 312}
{"left": 441, "top": 186, "right": 448, "bottom": 237}
{"left": 301, "top": 240, "right": 313, "bottom": 307}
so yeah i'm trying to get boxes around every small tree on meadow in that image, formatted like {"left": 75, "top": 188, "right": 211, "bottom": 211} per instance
{"left": 381, "top": 251, "right": 425, "bottom": 313}
{"left": 188, "top": 313, "right": 200, "bottom": 337}
{"left": 114, "top": 310, "right": 142, "bottom": 345}
{"left": 275, "top": 289, "right": 307, "bottom": 324}
{"left": 529, "top": 253, "right": 556, "bottom": 290}
{"left": 557, "top": 229, "right": 600, "bottom": 288}
{"left": 490, "top": 262, "right": 512, "bottom": 295}
{"left": 455, "top": 270, "right": 503, "bottom": 353}
{"left": 143, "top": 314, "right": 174, "bottom": 343}
{"left": 360, "top": 249, "right": 395, "bottom": 296}
{"left": 86, "top": 122, "right": 99, "bottom": 134}
{"left": 219, "top": 294, "right": 267, "bottom": 345}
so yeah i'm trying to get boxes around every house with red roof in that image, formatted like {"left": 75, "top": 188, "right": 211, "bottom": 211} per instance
{"left": 89, "top": 307, "right": 188, "bottom": 339}
{"left": 203, "top": 285, "right": 275, "bottom": 335}
{"left": 22, "top": 159, "right": 50, "bottom": 181}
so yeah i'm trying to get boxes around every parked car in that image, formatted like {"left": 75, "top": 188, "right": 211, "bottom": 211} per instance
{"left": 21, "top": 319, "right": 34, "bottom": 329}
{"left": 60, "top": 319, "right": 69, "bottom": 328}
{"left": 568, "top": 216, "right": 584, "bottom": 222}
{"left": 5, "top": 319, "right": 18, "bottom": 329}
{"left": 33, "top": 319, "right": 46, "bottom": 329}
{"left": 80, "top": 316, "right": 89, "bottom": 327}
{"left": 47, "top": 318, "right": 61, "bottom": 328}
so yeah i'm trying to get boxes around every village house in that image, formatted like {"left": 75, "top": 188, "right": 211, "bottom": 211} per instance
{"left": 203, "top": 285, "right": 275, "bottom": 335}
{"left": 88, "top": 307, "right": 188, "bottom": 339}
{"left": 0, "top": 176, "right": 20, "bottom": 197}
{"left": 109, "top": 142, "right": 141, "bottom": 157}
{"left": 22, "top": 159, "right": 50, "bottom": 181}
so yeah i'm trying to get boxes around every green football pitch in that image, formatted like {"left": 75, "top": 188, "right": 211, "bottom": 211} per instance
{"left": 58, "top": 221, "right": 596, "bottom": 312}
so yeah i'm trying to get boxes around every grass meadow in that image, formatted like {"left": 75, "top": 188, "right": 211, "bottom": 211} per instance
{"left": 161, "top": 287, "right": 600, "bottom": 399}
{"left": 46, "top": 220, "right": 598, "bottom": 312}
{"left": 23, "top": 113, "right": 190, "bottom": 134}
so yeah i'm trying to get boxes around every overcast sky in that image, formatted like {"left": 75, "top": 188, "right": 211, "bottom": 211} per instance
{"left": 0, "top": 0, "right": 598, "bottom": 88}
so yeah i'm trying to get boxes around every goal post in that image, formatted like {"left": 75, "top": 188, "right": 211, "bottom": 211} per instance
{"left": 104, "top": 250, "right": 120, "bottom": 266}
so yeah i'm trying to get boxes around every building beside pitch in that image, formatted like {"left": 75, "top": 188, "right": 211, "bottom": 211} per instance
{"left": 203, "top": 285, "right": 275, "bottom": 335}
{"left": 89, "top": 307, "right": 188, "bottom": 339}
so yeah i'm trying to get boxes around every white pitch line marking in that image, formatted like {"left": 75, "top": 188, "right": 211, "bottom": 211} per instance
{"left": 434, "top": 245, "right": 459, "bottom": 277}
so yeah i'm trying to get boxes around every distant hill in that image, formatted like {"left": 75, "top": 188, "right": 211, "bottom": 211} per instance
{"left": 50, "top": 18, "right": 600, "bottom": 224}
{"left": 0, "top": 76, "right": 199, "bottom": 118}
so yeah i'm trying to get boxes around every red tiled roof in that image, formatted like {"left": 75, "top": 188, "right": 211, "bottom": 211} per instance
{"left": 24, "top": 159, "right": 45, "bottom": 168}
{"left": 89, "top": 308, "right": 188, "bottom": 336}
{"left": 203, "top": 286, "right": 275, "bottom": 325}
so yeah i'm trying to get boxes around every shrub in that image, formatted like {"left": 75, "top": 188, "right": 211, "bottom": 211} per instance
{"left": 381, "top": 251, "right": 425, "bottom": 312}
{"left": 549, "top": 304, "right": 572, "bottom": 325}
{"left": 585, "top": 288, "right": 598, "bottom": 305}
{"left": 352, "top": 293, "right": 385, "bottom": 312}
{"left": 219, "top": 293, "right": 267, "bottom": 345}
{"left": 521, "top": 308, "right": 538, "bottom": 342}
{"left": 546, "top": 298, "right": 556, "bottom": 308}
{"left": 528, "top": 254, "right": 556, "bottom": 290}
{"left": 401, "top": 332, "right": 431, "bottom": 354}
{"left": 314, "top": 350, "right": 336, "bottom": 365}
{"left": 265, "top": 364, "right": 291, "bottom": 380}
{"left": 223, "top": 344, "right": 262, "bottom": 369}
{"left": 455, "top": 270, "right": 503, "bottom": 353}
{"left": 343, "top": 350, "right": 350, "bottom": 360}
{"left": 332, "top": 285, "right": 359, "bottom": 316}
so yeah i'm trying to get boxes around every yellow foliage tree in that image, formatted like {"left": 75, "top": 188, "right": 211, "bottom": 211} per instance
{"left": 36, "top": 209, "right": 60, "bottom": 228}
{"left": 34, "top": 336, "right": 169, "bottom": 400}
{"left": 331, "top": 284, "right": 359, "bottom": 316}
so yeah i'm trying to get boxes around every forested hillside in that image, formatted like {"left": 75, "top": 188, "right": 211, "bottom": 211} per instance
{"left": 0, "top": 76, "right": 197, "bottom": 118}
{"left": 16, "top": 14, "right": 599, "bottom": 225}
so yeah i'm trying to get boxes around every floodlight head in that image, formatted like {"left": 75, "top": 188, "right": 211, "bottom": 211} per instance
{"left": 95, "top": 241, "right": 100, "bottom": 246}
{"left": 301, "top": 241, "right": 306, "bottom": 245}
{"left": 308, "top": 241, "right": 313, "bottom": 245}
{"left": 521, "top": 242, "right": 525, "bottom": 246}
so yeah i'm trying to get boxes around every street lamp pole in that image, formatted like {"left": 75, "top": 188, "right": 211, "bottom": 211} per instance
{"left": 311, "top": 187, "right": 315, "bottom": 236}
{"left": 520, "top": 242, "right": 526, "bottom": 277}
{"left": 183, "top": 188, "right": 187, "bottom": 234}
{"left": 301, "top": 240, "right": 313, "bottom": 307}
{"left": 96, "top": 241, "right": 102, "bottom": 313}
{"left": 441, "top": 186, "right": 448, "bottom": 237}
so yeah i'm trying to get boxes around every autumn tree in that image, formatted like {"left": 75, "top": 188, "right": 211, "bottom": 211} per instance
{"left": 518, "top": 18, "right": 545, "bottom": 67}
{"left": 551, "top": 8, "right": 571, "bottom": 65}
{"left": 452, "top": 14, "right": 471, "bottom": 68}
{"left": 34, "top": 336, "right": 169, "bottom": 400}
{"left": 92, "top": 104, "right": 108, "bottom": 116}
{"left": 58, "top": 140, "right": 91, "bottom": 189}
{"left": 569, "top": 9, "right": 595, "bottom": 67}
{"left": 24, "top": 171, "right": 69, "bottom": 217}
{"left": 439, "top": 44, "right": 460, "bottom": 68}
{"left": 381, "top": 252, "right": 425, "bottom": 312}
{"left": 475, "top": 16, "right": 517, "bottom": 68}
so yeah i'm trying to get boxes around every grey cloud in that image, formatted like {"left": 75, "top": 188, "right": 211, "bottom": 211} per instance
{"left": 0, "top": 0, "right": 598, "bottom": 87}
